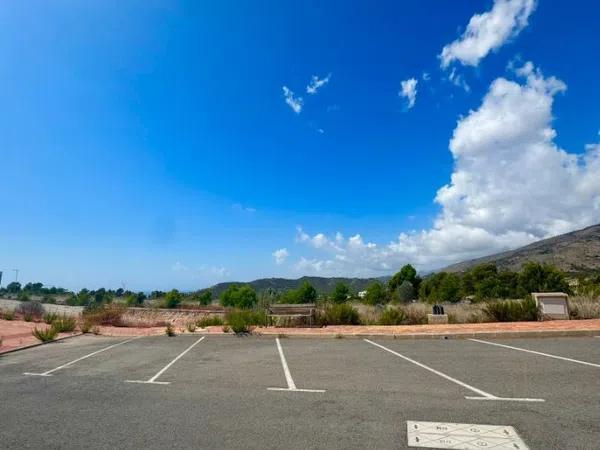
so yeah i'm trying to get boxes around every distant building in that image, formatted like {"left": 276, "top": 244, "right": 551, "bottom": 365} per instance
{"left": 358, "top": 290, "right": 367, "bottom": 299}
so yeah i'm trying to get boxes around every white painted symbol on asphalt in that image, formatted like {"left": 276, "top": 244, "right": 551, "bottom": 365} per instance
{"left": 406, "top": 421, "right": 529, "bottom": 449}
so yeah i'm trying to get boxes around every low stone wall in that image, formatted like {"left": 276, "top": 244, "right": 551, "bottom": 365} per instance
{"left": 0, "top": 298, "right": 84, "bottom": 316}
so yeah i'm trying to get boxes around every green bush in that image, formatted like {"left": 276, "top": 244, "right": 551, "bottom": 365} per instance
{"left": 225, "top": 309, "right": 266, "bottom": 334}
{"left": 483, "top": 298, "right": 539, "bottom": 322}
{"left": 220, "top": 285, "right": 258, "bottom": 309}
{"left": 318, "top": 304, "right": 361, "bottom": 325}
{"left": 378, "top": 307, "right": 407, "bottom": 325}
{"left": 43, "top": 312, "right": 59, "bottom": 324}
{"left": 196, "top": 315, "right": 224, "bottom": 328}
{"left": 186, "top": 322, "right": 197, "bottom": 332}
{"left": 51, "top": 315, "right": 77, "bottom": 333}
{"left": 362, "top": 281, "right": 389, "bottom": 305}
{"left": 330, "top": 283, "right": 350, "bottom": 304}
{"left": 163, "top": 290, "right": 182, "bottom": 309}
{"left": 32, "top": 327, "right": 58, "bottom": 342}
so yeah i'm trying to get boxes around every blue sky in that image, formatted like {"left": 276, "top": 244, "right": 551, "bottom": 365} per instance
{"left": 1, "top": 1, "right": 599, "bottom": 291}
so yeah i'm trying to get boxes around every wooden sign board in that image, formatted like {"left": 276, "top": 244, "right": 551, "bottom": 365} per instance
{"left": 532, "top": 292, "right": 569, "bottom": 320}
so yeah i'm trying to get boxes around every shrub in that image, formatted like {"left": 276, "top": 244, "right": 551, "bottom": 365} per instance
{"left": 186, "top": 322, "right": 197, "bottom": 332}
{"left": 2, "top": 309, "right": 15, "bottom": 320}
{"left": 362, "top": 281, "right": 389, "bottom": 305}
{"left": 82, "top": 304, "right": 126, "bottom": 326}
{"left": 318, "top": 304, "right": 361, "bottom": 325}
{"left": 165, "top": 323, "right": 176, "bottom": 336}
{"left": 80, "top": 320, "right": 93, "bottom": 333}
{"left": 395, "top": 281, "right": 415, "bottom": 303}
{"left": 163, "top": 290, "right": 182, "bottom": 309}
{"left": 43, "top": 312, "right": 59, "bottom": 324}
{"left": 330, "top": 283, "right": 350, "bottom": 304}
{"left": 32, "top": 326, "right": 58, "bottom": 342}
{"left": 569, "top": 296, "right": 600, "bottom": 319}
{"left": 51, "top": 315, "right": 77, "bottom": 333}
{"left": 222, "top": 325, "right": 231, "bottom": 333}
{"left": 483, "top": 298, "right": 539, "bottom": 322}
{"left": 17, "top": 291, "right": 31, "bottom": 302}
{"left": 220, "top": 284, "right": 258, "bottom": 309}
{"left": 197, "top": 315, "right": 224, "bottom": 328}
{"left": 378, "top": 307, "right": 407, "bottom": 325}
{"left": 227, "top": 314, "right": 250, "bottom": 334}
{"left": 403, "top": 303, "right": 428, "bottom": 325}
{"left": 225, "top": 309, "right": 267, "bottom": 334}
{"left": 16, "top": 301, "right": 44, "bottom": 320}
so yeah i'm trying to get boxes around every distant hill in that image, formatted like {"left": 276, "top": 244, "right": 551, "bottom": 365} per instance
{"left": 207, "top": 276, "right": 389, "bottom": 297}
{"left": 441, "top": 223, "right": 600, "bottom": 274}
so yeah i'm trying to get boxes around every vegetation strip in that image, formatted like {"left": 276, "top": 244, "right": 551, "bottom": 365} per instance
{"left": 469, "top": 339, "right": 600, "bottom": 368}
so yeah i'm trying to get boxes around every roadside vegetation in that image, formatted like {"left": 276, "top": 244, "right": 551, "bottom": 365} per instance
{"left": 3, "top": 262, "right": 600, "bottom": 333}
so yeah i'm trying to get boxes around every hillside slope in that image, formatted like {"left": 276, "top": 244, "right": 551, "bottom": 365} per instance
{"left": 208, "top": 276, "right": 388, "bottom": 297}
{"left": 441, "top": 224, "right": 600, "bottom": 274}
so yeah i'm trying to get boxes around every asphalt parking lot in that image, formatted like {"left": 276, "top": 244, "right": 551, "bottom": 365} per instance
{"left": 1, "top": 334, "right": 599, "bottom": 449}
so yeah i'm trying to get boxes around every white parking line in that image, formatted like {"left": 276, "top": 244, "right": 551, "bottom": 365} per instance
{"left": 125, "top": 336, "right": 205, "bottom": 385}
{"left": 24, "top": 337, "right": 141, "bottom": 377}
{"left": 267, "top": 338, "right": 325, "bottom": 393}
{"left": 469, "top": 338, "right": 600, "bottom": 368}
{"left": 364, "top": 339, "right": 544, "bottom": 402}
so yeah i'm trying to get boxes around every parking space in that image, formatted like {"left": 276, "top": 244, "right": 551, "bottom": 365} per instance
{"left": 1, "top": 334, "right": 598, "bottom": 449}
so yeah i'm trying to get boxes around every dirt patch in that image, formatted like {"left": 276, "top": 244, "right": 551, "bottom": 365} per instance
{"left": 0, "top": 319, "right": 77, "bottom": 353}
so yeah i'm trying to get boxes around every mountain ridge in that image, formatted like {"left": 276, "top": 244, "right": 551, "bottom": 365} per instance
{"left": 440, "top": 223, "right": 600, "bottom": 274}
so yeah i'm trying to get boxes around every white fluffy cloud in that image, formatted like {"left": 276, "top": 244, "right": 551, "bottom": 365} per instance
{"left": 282, "top": 86, "right": 303, "bottom": 113}
{"left": 399, "top": 78, "right": 418, "bottom": 109}
{"left": 272, "top": 248, "right": 289, "bottom": 265}
{"left": 306, "top": 73, "right": 331, "bottom": 95}
{"left": 293, "top": 63, "right": 600, "bottom": 276}
{"left": 440, "top": 0, "right": 537, "bottom": 68}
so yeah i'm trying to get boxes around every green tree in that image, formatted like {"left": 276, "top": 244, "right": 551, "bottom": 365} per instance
{"left": 437, "top": 273, "right": 462, "bottom": 303}
{"left": 363, "top": 281, "right": 388, "bottom": 305}
{"left": 164, "top": 289, "right": 182, "bottom": 309}
{"left": 280, "top": 281, "right": 317, "bottom": 304}
{"left": 395, "top": 280, "right": 415, "bottom": 303}
{"left": 330, "top": 282, "right": 350, "bottom": 304}
{"left": 220, "top": 284, "right": 258, "bottom": 309}
{"left": 389, "top": 264, "right": 417, "bottom": 291}
{"left": 195, "top": 290, "right": 212, "bottom": 306}
{"left": 6, "top": 282, "right": 21, "bottom": 293}
{"left": 518, "top": 262, "right": 570, "bottom": 296}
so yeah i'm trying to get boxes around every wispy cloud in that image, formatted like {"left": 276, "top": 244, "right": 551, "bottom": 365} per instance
{"left": 171, "top": 261, "right": 189, "bottom": 272}
{"left": 232, "top": 203, "right": 256, "bottom": 213}
{"left": 282, "top": 86, "right": 303, "bottom": 114}
{"left": 272, "top": 248, "right": 289, "bottom": 265}
{"left": 448, "top": 68, "right": 470, "bottom": 92}
{"left": 399, "top": 78, "right": 418, "bottom": 109}
{"left": 306, "top": 73, "right": 331, "bottom": 95}
{"left": 440, "top": 0, "right": 537, "bottom": 68}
